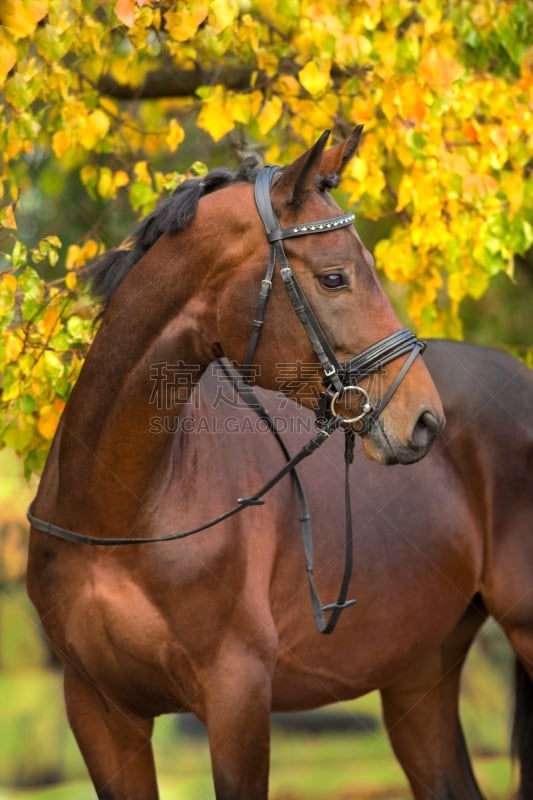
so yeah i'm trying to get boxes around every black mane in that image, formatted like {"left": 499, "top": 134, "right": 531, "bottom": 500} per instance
{"left": 86, "top": 158, "right": 261, "bottom": 308}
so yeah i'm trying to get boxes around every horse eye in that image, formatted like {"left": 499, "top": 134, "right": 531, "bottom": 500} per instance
{"left": 318, "top": 273, "right": 347, "bottom": 291}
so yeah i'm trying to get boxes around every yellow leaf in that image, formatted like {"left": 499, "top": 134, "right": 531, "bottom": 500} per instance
{"left": 113, "top": 170, "right": 129, "bottom": 189}
{"left": 165, "top": 119, "right": 185, "bottom": 152}
{"left": 257, "top": 50, "right": 281, "bottom": 79}
{"left": 43, "top": 350, "right": 64, "bottom": 380}
{"left": 396, "top": 78, "right": 427, "bottom": 124}
{"left": 99, "top": 96, "right": 119, "bottom": 116}
{"left": 79, "top": 109, "right": 110, "bottom": 150}
{"left": 257, "top": 96, "right": 282, "bottom": 136}
{"left": 29, "top": 0, "right": 48, "bottom": 19}
{"left": 2, "top": 273, "right": 17, "bottom": 294}
{"left": 52, "top": 129, "right": 70, "bottom": 158}
{"left": 1, "top": 0, "right": 48, "bottom": 40}
{"left": 447, "top": 272, "right": 465, "bottom": 304}
{"left": 66, "top": 244, "right": 83, "bottom": 269}
{"left": 133, "top": 160, "right": 151, "bottom": 183}
{"left": 347, "top": 156, "right": 368, "bottom": 183}
{"left": 489, "top": 125, "right": 509, "bottom": 148}
{"left": 4, "top": 331, "right": 24, "bottom": 362}
{"left": 419, "top": 47, "right": 463, "bottom": 92}
{"left": 65, "top": 272, "right": 77, "bottom": 290}
{"left": 83, "top": 239, "right": 99, "bottom": 259}
{"left": 115, "top": 0, "right": 135, "bottom": 27}
{"left": 2, "top": 375, "right": 20, "bottom": 401}
{"left": 197, "top": 86, "right": 235, "bottom": 141}
{"left": 92, "top": 108, "right": 110, "bottom": 136}
{"left": 298, "top": 93, "right": 339, "bottom": 132}
{"left": 45, "top": 234, "right": 61, "bottom": 249}
{"left": 396, "top": 174, "right": 414, "bottom": 212}
{"left": 500, "top": 172, "right": 523, "bottom": 215}
{"left": 208, "top": 0, "right": 238, "bottom": 32}
{"left": 225, "top": 93, "right": 253, "bottom": 125}
{"left": 39, "top": 306, "right": 61, "bottom": 338}
{"left": 0, "top": 30, "right": 17, "bottom": 82}
{"left": 4, "top": 204, "right": 17, "bottom": 230}
{"left": 165, "top": 3, "right": 208, "bottom": 42}
{"left": 3, "top": 7, "right": 35, "bottom": 39}
{"left": 299, "top": 60, "right": 330, "bottom": 97}
{"left": 37, "top": 401, "right": 63, "bottom": 440}
{"left": 97, "top": 167, "right": 114, "bottom": 199}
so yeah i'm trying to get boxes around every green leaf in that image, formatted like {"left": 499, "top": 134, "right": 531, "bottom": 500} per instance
{"left": 19, "top": 268, "right": 45, "bottom": 320}
{"left": 11, "top": 241, "right": 27, "bottom": 269}
{"left": 42, "top": 350, "right": 65, "bottom": 382}
{"left": 129, "top": 180, "right": 158, "bottom": 214}
{"left": 49, "top": 329, "right": 71, "bottom": 352}
{"left": 20, "top": 394, "right": 37, "bottom": 414}
{"left": 66, "top": 315, "right": 91, "bottom": 342}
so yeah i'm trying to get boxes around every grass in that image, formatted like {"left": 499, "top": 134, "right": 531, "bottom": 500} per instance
{"left": 0, "top": 648, "right": 518, "bottom": 800}
{"left": 0, "top": 731, "right": 516, "bottom": 800}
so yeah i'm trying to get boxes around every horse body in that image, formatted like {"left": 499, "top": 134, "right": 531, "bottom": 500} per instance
{"left": 29, "top": 344, "right": 533, "bottom": 799}
{"left": 26, "top": 130, "right": 533, "bottom": 799}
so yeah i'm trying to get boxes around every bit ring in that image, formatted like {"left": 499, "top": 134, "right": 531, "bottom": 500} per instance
{"left": 330, "top": 385, "right": 373, "bottom": 424}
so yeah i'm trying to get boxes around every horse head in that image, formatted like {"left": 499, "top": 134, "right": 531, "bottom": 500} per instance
{"left": 215, "top": 129, "right": 445, "bottom": 464}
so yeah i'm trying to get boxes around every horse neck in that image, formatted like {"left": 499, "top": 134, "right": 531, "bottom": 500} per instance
{"left": 38, "top": 230, "right": 224, "bottom": 533}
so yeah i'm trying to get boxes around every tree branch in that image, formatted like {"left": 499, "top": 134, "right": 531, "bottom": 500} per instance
{"left": 95, "top": 60, "right": 363, "bottom": 100}
{"left": 97, "top": 65, "right": 256, "bottom": 99}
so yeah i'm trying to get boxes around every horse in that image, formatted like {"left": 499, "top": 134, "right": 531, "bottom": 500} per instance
{"left": 25, "top": 128, "right": 533, "bottom": 799}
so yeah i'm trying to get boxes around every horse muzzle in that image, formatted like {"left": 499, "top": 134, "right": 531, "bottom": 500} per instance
{"left": 362, "top": 406, "right": 445, "bottom": 465}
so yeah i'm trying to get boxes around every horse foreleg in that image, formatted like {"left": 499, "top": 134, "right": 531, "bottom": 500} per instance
{"left": 202, "top": 651, "right": 273, "bottom": 800}
{"left": 64, "top": 665, "right": 158, "bottom": 800}
{"left": 380, "top": 604, "right": 485, "bottom": 800}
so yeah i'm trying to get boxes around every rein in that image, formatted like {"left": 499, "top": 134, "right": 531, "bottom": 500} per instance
{"left": 27, "top": 367, "right": 352, "bottom": 635}
{"left": 217, "top": 359, "right": 357, "bottom": 635}
{"left": 27, "top": 164, "right": 427, "bottom": 635}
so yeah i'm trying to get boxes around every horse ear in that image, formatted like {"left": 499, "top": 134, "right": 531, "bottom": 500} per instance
{"left": 320, "top": 125, "right": 364, "bottom": 177}
{"left": 274, "top": 126, "right": 364, "bottom": 206}
{"left": 274, "top": 130, "right": 331, "bottom": 205}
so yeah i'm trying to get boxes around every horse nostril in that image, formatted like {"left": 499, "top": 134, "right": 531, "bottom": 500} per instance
{"left": 410, "top": 410, "right": 443, "bottom": 450}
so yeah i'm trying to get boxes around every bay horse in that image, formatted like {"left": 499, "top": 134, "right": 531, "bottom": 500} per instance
{"left": 26, "top": 129, "right": 533, "bottom": 799}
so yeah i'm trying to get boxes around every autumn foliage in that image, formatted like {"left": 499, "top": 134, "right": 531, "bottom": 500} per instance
{"left": 0, "top": 0, "right": 532, "bottom": 476}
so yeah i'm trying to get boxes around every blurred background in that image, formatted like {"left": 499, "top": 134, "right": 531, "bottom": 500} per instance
{"left": 1, "top": 0, "right": 531, "bottom": 797}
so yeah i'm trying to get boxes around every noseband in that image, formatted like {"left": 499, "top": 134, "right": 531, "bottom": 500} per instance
{"left": 246, "top": 165, "right": 425, "bottom": 432}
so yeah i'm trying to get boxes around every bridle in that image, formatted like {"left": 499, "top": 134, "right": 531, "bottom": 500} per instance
{"left": 27, "top": 166, "right": 427, "bottom": 635}
{"left": 247, "top": 165, "right": 425, "bottom": 431}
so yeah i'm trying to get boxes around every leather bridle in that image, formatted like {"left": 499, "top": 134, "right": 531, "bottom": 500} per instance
{"left": 27, "top": 166, "right": 428, "bottom": 635}
{"left": 248, "top": 165, "right": 426, "bottom": 432}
